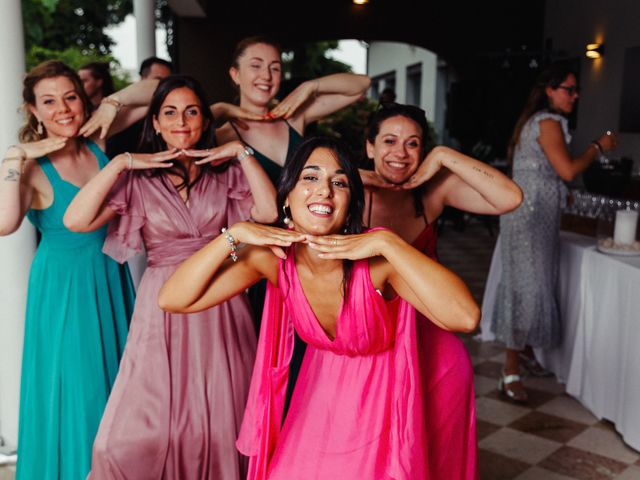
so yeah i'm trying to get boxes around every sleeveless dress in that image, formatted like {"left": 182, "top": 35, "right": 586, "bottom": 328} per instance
{"left": 237, "top": 240, "right": 428, "bottom": 480}
{"left": 412, "top": 222, "right": 478, "bottom": 480}
{"left": 492, "top": 110, "right": 571, "bottom": 349}
{"left": 230, "top": 121, "right": 303, "bottom": 186}
{"left": 17, "top": 140, "right": 134, "bottom": 480}
{"left": 88, "top": 165, "right": 257, "bottom": 480}
{"left": 365, "top": 195, "right": 478, "bottom": 479}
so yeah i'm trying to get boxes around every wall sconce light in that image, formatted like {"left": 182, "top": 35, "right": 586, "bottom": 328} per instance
{"left": 586, "top": 43, "right": 604, "bottom": 59}
{"left": 353, "top": 0, "right": 369, "bottom": 4}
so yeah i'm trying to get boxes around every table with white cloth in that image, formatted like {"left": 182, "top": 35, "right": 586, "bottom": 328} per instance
{"left": 481, "top": 231, "right": 640, "bottom": 451}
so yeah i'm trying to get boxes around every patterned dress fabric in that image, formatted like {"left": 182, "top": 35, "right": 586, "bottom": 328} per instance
{"left": 413, "top": 223, "right": 478, "bottom": 480}
{"left": 17, "top": 140, "right": 134, "bottom": 480}
{"left": 492, "top": 110, "right": 571, "bottom": 349}
{"left": 237, "top": 237, "right": 428, "bottom": 479}
{"left": 88, "top": 165, "right": 257, "bottom": 480}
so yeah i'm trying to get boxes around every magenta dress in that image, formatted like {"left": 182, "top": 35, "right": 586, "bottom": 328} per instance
{"left": 413, "top": 224, "right": 478, "bottom": 480}
{"left": 88, "top": 166, "right": 257, "bottom": 480}
{"left": 237, "top": 241, "right": 428, "bottom": 480}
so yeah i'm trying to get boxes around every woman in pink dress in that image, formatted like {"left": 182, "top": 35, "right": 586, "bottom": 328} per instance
{"left": 64, "top": 75, "right": 277, "bottom": 479}
{"left": 361, "top": 103, "right": 523, "bottom": 479}
{"left": 159, "top": 136, "right": 480, "bottom": 480}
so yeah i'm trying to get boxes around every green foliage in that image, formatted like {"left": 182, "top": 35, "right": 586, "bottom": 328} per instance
{"left": 22, "top": 0, "right": 132, "bottom": 54}
{"left": 26, "top": 45, "right": 132, "bottom": 90}
{"left": 315, "top": 97, "right": 378, "bottom": 161}
{"left": 283, "top": 41, "right": 352, "bottom": 80}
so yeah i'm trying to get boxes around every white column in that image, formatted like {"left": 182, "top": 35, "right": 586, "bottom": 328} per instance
{"left": 0, "top": 0, "right": 35, "bottom": 448}
{"left": 134, "top": 0, "right": 156, "bottom": 66}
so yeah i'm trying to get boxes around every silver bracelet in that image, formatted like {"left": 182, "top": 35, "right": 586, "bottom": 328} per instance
{"left": 124, "top": 151, "right": 133, "bottom": 170}
{"left": 221, "top": 227, "right": 238, "bottom": 262}
{"left": 236, "top": 145, "right": 254, "bottom": 162}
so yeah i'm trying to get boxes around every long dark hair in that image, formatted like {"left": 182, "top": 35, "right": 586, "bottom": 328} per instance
{"left": 277, "top": 136, "right": 364, "bottom": 298}
{"left": 365, "top": 102, "right": 430, "bottom": 218}
{"left": 19, "top": 60, "right": 92, "bottom": 143}
{"left": 508, "top": 63, "right": 577, "bottom": 162}
{"left": 138, "top": 75, "right": 227, "bottom": 195}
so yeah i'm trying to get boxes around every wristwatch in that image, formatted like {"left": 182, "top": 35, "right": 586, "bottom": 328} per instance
{"left": 237, "top": 145, "right": 254, "bottom": 161}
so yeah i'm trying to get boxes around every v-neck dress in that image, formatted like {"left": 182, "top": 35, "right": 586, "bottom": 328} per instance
{"left": 237, "top": 241, "right": 428, "bottom": 479}
{"left": 17, "top": 140, "right": 134, "bottom": 480}
{"left": 88, "top": 165, "right": 257, "bottom": 480}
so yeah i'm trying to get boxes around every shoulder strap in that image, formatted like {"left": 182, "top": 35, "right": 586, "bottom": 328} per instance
{"left": 85, "top": 139, "right": 109, "bottom": 168}
{"left": 35, "top": 156, "right": 61, "bottom": 185}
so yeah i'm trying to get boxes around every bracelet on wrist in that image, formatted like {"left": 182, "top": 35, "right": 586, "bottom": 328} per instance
{"left": 124, "top": 151, "right": 133, "bottom": 170}
{"left": 221, "top": 227, "right": 238, "bottom": 262}
{"left": 101, "top": 96, "right": 123, "bottom": 113}
{"left": 590, "top": 140, "right": 603, "bottom": 154}
{"left": 236, "top": 145, "right": 254, "bottom": 162}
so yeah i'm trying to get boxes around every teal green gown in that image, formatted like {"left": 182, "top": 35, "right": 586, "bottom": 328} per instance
{"left": 16, "top": 140, "right": 134, "bottom": 480}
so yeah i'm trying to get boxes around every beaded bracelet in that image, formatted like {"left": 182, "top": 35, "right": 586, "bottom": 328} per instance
{"left": 221, "top": 227, "right": 238, "bottom": 262}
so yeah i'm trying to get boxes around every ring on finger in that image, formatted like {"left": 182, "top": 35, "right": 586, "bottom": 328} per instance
{"left": 332, "top": 239, "right": 338, "bottom": 246}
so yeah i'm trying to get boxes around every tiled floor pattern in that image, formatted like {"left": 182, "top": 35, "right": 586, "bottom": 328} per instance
{"left": 2, "top": 219, "right": 638, "bottom": 480}
{"left": 438, "top": 219, "right": 640, "bottom": 480}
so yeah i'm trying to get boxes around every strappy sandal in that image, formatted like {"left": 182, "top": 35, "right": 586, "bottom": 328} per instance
{"left": 498, "top": 372, "right": 528, "bottom": 403}
{"left": 518, "top": 353, "right": 553, "bottom": 377}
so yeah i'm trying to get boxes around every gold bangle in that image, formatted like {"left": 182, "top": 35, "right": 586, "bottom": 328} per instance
{"left": 101, "top": 96, "right": 123, "bottom": 113}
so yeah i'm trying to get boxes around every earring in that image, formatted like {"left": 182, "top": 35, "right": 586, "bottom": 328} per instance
{"left": 282, "top": 205, "right": 293, "bottom": 228}
{"left": 36, "top": 120, "right": 44, "bottom": 135}
{"left": 155, "top": 130, "right": 161, "bottom": 135}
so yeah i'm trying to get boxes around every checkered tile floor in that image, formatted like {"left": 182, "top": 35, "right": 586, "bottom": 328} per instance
{"left": 438, "top": 218, "right": 640, "bottom": 480}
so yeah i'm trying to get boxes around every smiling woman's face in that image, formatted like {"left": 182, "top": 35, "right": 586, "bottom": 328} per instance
{"left": 230, "top": 43, "right": 282, "bottom": 107}
{"left": 152, "top": 87, "right": 207, "bottom": 150}
{"left": 286, "top": 147, "right": 352, "bottom": 235}
{"left": 29, "top": 76, "right": 86, "bottom": 138}
{"left": 366, "top": 115, "right": 424, "bottom": 185}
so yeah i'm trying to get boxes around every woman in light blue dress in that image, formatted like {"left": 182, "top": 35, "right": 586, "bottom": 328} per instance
{"left": 0, "top": 60, "right": 153, "bottom": 479}
{"left": 492, "top": 63, "right": 617, "bottom": 402}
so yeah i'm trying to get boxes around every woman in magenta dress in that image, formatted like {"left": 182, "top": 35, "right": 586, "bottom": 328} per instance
{"left": 159, "top": 136, "right": 480, "bottom": 479}
{"left": 361, "top": 103, "right": 523, "bottom": 479}
{"left": 64, "top": 75, "right": 277, "bottom": 479}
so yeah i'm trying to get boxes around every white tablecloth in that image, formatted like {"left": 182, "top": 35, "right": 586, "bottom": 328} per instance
{"left": 480, "top": 231, "right": 640, "bottom": 450}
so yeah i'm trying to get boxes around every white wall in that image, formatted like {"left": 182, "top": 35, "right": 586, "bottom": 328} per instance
{"left": 0, "top": 0, "right": 33, "bottom": 449}
{"left": 545, "top": 0, "right": 640, "bottom": 164}
{"left": 368, "top": 41, "right": 438, "bottom": 122}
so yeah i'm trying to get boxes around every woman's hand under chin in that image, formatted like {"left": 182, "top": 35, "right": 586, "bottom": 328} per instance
{"left": 305, "top": 230, "right": 394, "bottom": 261}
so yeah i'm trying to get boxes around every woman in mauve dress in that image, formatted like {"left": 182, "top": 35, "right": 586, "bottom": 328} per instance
{"left": 159, "top": 136, "right": 480, "bottom": 480}
{"left": 64, "top": 75, "right": 277, "bottom": 480}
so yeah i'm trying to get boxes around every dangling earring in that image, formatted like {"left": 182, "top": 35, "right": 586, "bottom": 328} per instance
{"left": 282, "top": 205, "right": 293, "bottom": 229}
{"left": 36, "top": 120, "right": 44, "bottom": 135}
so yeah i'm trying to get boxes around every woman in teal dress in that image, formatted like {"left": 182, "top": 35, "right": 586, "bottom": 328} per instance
{"left": 0, "top": 61, "right": 154, "bottom": 479}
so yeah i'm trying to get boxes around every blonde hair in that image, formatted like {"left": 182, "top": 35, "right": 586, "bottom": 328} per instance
{"left": 19, "top": 60, "right": 91, "bottom": 143}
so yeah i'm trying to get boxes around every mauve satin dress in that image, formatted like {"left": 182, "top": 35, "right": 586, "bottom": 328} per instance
{"left": 88, "top": 166, "right": 257, "bottom": 480}
{"left": 237, "top": 238, "right": 428, "bottom": 480}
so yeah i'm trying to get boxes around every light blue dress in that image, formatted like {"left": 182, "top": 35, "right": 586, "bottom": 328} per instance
{"left": 491, "top": 111, "right": 571, "bottom": 350}
{"left": 16, "top": 140, "right": 134, "bottom": 480}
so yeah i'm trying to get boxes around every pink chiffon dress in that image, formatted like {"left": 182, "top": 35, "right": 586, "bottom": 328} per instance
{"left": 413, "top": 223, "right": 478, "bottom": 480}
{"left": 237, "top": 241, "right": 428, "bottom": 480}
{"left": 88, "top": 166, "right": 257, "bottom": 480}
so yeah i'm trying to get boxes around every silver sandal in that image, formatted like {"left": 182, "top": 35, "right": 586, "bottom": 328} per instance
{"left": 498, "top": 372, "right": 528, "bottom": 403}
